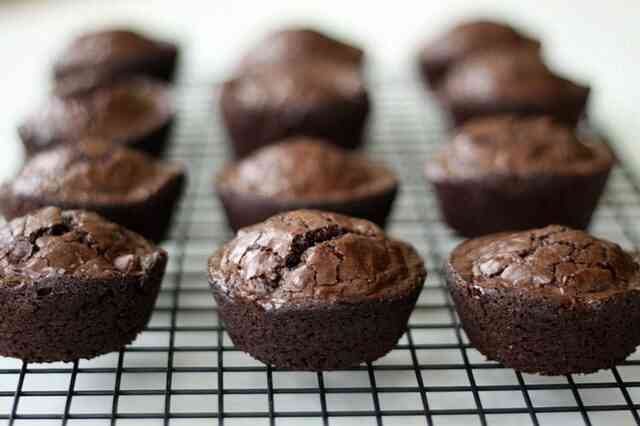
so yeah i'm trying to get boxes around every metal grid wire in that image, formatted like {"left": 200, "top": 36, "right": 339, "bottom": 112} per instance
{"left": 1, "top": 79, "right": 640, "bottom": 426}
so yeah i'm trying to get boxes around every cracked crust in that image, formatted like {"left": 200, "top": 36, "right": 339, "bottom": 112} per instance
{"left": 450, "top": 225, "right": 639, "bottom": 298}
{"left": 208, "top": 210, "right": 426, "bottom": 369}
{"left": 446, "top": 225, "right": 640, "bottom": 374}
{"left": 209, "top": 210, "right": 426, "bottom": 309}
{"left": 426, "top": 116, "right": 614, "bottom": 180}
{"left": 217, "top": 137, "right": 397, "bottom": 201}
{"left": 0, "top": 206, "right": 167, "bottom": 362}
{"left": 0, "top": 207, "right": 165, "bottom": 282}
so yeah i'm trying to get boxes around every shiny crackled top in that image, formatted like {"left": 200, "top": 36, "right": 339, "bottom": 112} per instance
{"left": 208, "top": 210, "right": 426, "bottom": 309}
{"left": 449, "top": 225, "right": 640, "bottom": 298}
{"left": 0, "top": 207, "right": 165, "bottom": 282}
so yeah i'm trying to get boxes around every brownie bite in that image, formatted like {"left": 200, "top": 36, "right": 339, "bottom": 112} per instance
{"left": 53, "top": 29, "right": 178, "bottom": 86}
{"left": 0, "top": 140, "right": 185, "bottom": 242}
{"left": 208, "top": 210, "right": 426, "bottom": 370}
{"left": 216, "top": 137, "right": 398, "bottom": 230}
{"left": 440, "top": 49, "right": 590, "bottom": 126}
{"left": 0, "top": 207, "right": 167, "bottom": 362}
{"left": 425, "top": 116, "right": 613, "bottom": 237}
{"left": 220, "top": 61, "right": 369, "bottom": 158}
{"left": 418, "top": 20, "right": 540, "bottom": 87}
{"left": 237, "top": 27, "right": 364, "bottom": 71}
{"left": 19, "top": 78, "right": 174, "bottom": 158}
{"left": 446, "top": 225, "right": 640, "bottom": 375}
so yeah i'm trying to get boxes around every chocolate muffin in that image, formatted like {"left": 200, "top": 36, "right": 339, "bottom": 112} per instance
{"left": 19, "top": 78, "right": 174, "bottom": 158}
{"left": 220, "top": 61, "right": 369, "bottom": 158}
{"left": 446, "top": 225, "right": 640, "bottom": 375}
{"left": 0, "top": 207, "right": 167, "bottom": 362}
{"left": 418, "top": 20, "right": 540, "bottom": 87}
{"left": 208, "top": 210, "right": 426, "bottom": 370}
{"left": 425, "top": 116, "right": 614, "bottom": 237}
{"left": 440, "top": 49, "right": 590, "bottom": 126}
{"left": 216, "top": 137, "right": 398, "bottom": 231}
{"left": 0, "top": 140, "right": 185, "bottom": 242}
{"left": 53, "top": 29, "right": 178, "bottom": 86}
{"left": 237, "top": 27, "right": 364, "bottom": 71}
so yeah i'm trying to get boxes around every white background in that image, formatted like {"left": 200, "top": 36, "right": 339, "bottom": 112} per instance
{"left": 0, "top": 0, "right": 638, "bottom": 180}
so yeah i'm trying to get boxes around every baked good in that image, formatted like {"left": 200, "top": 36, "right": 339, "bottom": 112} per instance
{"left": 208, "top": 210, "right": 426, "bottom": 370}
{"left": 53, "top": 29, "right": 178, "bottom": 86}
{"left": 0, "top": 207, "right": 167, "bottom": 362}
{"left": 220, "top": 61, "right": 369, "bottom": 158}
{"left": 446, "top": 225, "right": 640, "bottom": 375}
{"left": 418, "top": 20, "right": 540, "bottom": 86}
{"left": 0, "top": 140, "right": 185, "bottom": 242}
{"left": 237, "top": 27, "right": 364, "bottom": 71}
{"left": 216, "top": 137, "right": 398, "bottom": 230}
{"left": 439, "top": 49, "right": 590, "bottom": 126}
{"left": 425, "top": 116, "right": 614, "bottom": 237}
{"left": 19, "top": 78, "right": 174, "bottom": 157}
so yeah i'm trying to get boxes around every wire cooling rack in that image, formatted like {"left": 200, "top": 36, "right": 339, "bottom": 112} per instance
{"left": 2, "top": 78, "right": 640, "bottom": 426}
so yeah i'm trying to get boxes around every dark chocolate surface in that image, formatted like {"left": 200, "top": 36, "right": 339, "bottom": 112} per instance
{"left": 442, "top": 49, "right": 589, "bottom": 110}
{"left": 450, "top": 225, "right": 639, "bottom": 298}
{"left": 5, "top": 139, "right": 184, "bottom": 205}
{"left": 209, "top": 210, "right": 425, "bottom": 309}
{"left": 54, "top": 29, "right": 174, "bottom": 75}
{"left": 238, "top": 27, "right": 364, "bottom": 70}
{"left": 224, "top": 61, "right": 365, "bottom": 114}
{"left": 427, "top": 116, "right": 613, "bottom": 179}
{"left": 19, "top": 78, "right": 173, "bottom": 152}
{"left": 0, "top": 207, "right": 163, "bottom": 282}
{"left": 217, "top": 137, "right": 397, "bottom": 201}
{"left": 420, "top": 20, "right": 539, "bottom": 81}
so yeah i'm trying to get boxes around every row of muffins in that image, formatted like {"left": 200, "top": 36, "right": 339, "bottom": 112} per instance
{"left": 2, "top": 205, "right": 638, "bottom": 376}
{"left": 6, "top": 23, "right": 610, "bottom": 239}
{"left": 0, "top": 22, "right": 638, "bottom": 379}
{"left": 6, "top": 30, "right": 186, "bottom": 241}
{"left": 0, "top": 30, "right": 184, "bottom": 361}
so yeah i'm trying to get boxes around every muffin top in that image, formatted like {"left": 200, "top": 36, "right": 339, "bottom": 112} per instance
{"left": 0, "top": 207, "right": 165, "bottom": 283}
{"left": 208, "top": 210, "right": 426, "bottom": 309}
{"left": 54, "top": 29, "right": 173, "bottom": 76}
{"left": 238, "top": 27, "right": 364, "bottom": 70}
{"left": 442, "top": 48, "right": 588, "bottom": 107}
{"left": 222, "top": 61, "right": 366, "bottom": 112}
{"left": 19, "top": 78, "right": 172, "bottom": 151}
{"left": 426, "top": 116, "right": 614, "bottom": 180}
{"left": 420, "top": 20, "right": 539, "bottom": 70}
{"left": 217, "top": 138, "right": 397, "bottom": 201}
{"left": 449, "top": 225, "right": 640, "bottom": 299}
{"left": 3, "top": 139, "right": 184, "bottom": 205}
